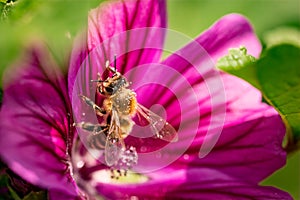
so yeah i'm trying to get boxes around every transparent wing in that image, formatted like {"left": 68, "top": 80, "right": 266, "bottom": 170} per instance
{"left": 136, "top": 104, "right": 178, "bottom": 142}
{"left": 105, "top": 109, "right": 125, "bottom": 166}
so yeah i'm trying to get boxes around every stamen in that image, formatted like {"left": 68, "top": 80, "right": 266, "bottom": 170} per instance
{"left": 91, "top": 169, "right": 148, "bottom": 185}
{"left": 108, "top": 146, "right": 138, "bottom": 179}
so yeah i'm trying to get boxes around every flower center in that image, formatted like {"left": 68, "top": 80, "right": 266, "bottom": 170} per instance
{"left": 91, "top": 169, "right": 149, "bottom": 185}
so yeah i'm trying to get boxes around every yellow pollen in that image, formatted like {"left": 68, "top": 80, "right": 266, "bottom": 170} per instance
{"left": 91, "top": 169, "right": 148, "bottom": 185}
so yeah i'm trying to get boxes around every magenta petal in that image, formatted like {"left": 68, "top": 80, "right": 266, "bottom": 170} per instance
{"left": 147, "top": 71, "right": 287, "bottom": 183}
{"left": 88, "top": 0, "right": 166, "bottom": 50}
{"left": 0, "top": 46, "right": 78, "bottom": 197}
{"left": 159, "top": 14, "right": 261, "bottom": 91}
{"left": 213, "top": 75, "right": 286, "bottom": 183}
{"left": 197, "top": 13, "right": 262, "bottom": 62}
{"left": 169, "top": 168, "right": 292, "bottom": 200}
{"left": 145, "top": 13, "right": 283, "bottom": 183}
{"left": 94, "top": 168, "right": 292, "bottom": 200}
{"left": 48, "top": 189, "right": 87, "bottom": 200}
{"left": 68, "top": 0, "right": 167, "bottom": 99}
{"left": 128, "top": 68, "right": 286, "bottom": 183}
{"left": 167, "top": 73, "right": 286, "bottom": 183}
{"left": 153, "top": 15, "right": 258, "bottom": 117}
{"left": 145, "top": 14, "right": 263, "bottom": 150}
{"left": 162, "top": 14, "right": 261, "bottom": 74}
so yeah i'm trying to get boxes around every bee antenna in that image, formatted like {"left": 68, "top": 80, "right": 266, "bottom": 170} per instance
{"left": 105, "top": 60, "right": 110, "bottom": 69}
{"left": 90, "top": 80, "right": 103, "bottom": 83}
{"left": 114, "top": 54, "right": 117, "bottom": 73}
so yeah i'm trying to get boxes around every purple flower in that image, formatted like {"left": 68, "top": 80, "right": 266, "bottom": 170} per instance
{"left": 0, "top": 0, "right": 292, "bottom": 199}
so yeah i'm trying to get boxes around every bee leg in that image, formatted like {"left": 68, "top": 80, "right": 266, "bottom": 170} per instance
{"left": 79, "top": 123, "right": 108, "bottom": 150}
{"left": 79, "top": 94, "right": 106, "bottom": 116}
{"left": 74, "top": 122, "right": 108, "bottom": 134}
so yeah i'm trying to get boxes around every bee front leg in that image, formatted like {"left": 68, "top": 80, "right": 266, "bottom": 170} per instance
{"left": 79, "top": 94, "right": 106, "bottom": 116}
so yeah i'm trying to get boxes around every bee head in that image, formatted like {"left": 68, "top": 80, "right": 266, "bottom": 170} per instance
{"left": 98, "top": 72, "right": 127, "bottom": 96}
{"left": 93, "top": 57, "right": 128, "bottom": 96}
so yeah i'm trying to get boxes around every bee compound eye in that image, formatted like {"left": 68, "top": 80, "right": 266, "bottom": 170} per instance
{"left": 105, "top": 87, "right": 114, "bottom": 94}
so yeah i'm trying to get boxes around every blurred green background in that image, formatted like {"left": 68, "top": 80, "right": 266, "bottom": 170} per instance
{"left": 0, "top": 0, "right": 299, "bottom": 199}
{"left": 168, "top": 0, "right": 300, "bottom": 38}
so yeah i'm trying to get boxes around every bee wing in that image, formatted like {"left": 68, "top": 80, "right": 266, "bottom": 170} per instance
{"left": 105, "top": 109, "right": 125, "bottom": 166}
{"left": 136, "top": 104, "right": 178, "bottom": 142}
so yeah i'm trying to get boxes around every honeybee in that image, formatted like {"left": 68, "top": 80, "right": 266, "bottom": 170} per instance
{"left": 76, "top": 59, "right": 177, "bottom": 168}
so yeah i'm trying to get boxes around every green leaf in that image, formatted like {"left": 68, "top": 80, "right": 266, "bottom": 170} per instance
{"left": 257, "top": 44, "right": 300, "bottom": 151}
{"left": 0, "top": 170, "right": 13, "bottom": 200}
{"left": 8, "top": 185, "right": 22, "bottom": 200}
{"left": 22, "top": 191, "right": 47, "bottom": 200}
{"left": 216, "top": 46, "right": 260, "bottom": 89}
{"left": 218, "top": 44, "right": 300, "bottom": 152}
